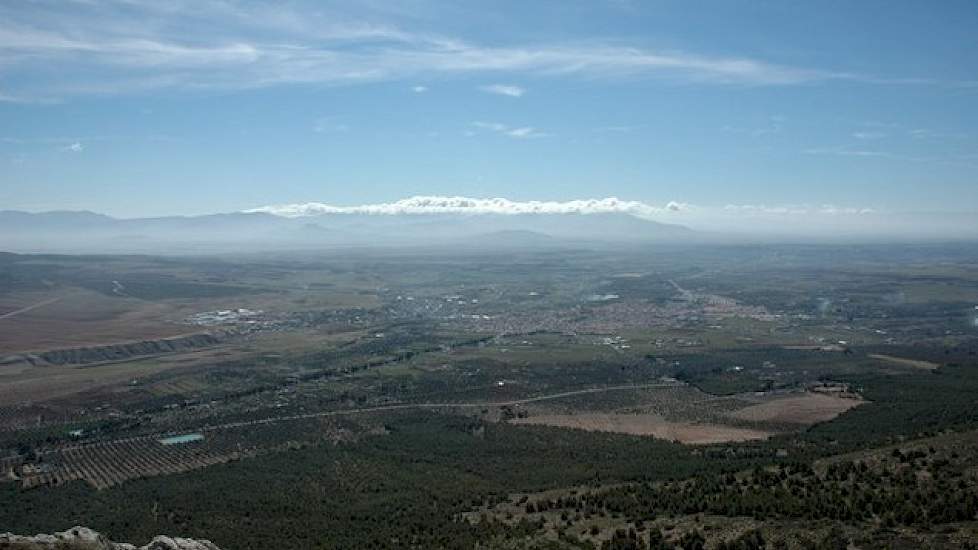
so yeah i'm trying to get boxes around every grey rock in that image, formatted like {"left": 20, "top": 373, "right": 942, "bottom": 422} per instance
{"left": 0, "top": 527, "right": 223, "bottom": 550}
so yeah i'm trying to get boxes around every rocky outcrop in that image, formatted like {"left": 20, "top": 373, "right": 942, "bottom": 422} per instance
{"left": 0, "top": 332, "right": 229, "bottom": 367}
{"left": 0, "top": 527, "right": 223, "bottom": 550}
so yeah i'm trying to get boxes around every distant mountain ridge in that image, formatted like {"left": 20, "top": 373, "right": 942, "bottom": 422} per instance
{"left": 0, "top": 208, "right": 695, "bottom": 253}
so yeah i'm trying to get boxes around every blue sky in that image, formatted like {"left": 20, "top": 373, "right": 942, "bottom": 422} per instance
{"left": 1, "top": 0, "right": 977, "bottom": 225}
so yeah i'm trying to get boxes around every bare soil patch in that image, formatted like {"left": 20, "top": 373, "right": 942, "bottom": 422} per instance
{"left": 0, "top": 289, "right": 189, "bottom": 354}
{"left": 868, "top": 354, "right": 939, "bottom": 371}
{"left": 511, "top": 413, "right": 772, "bottom": 444}
{"left": 727, "top": 392, "right": 863, "bottom": 425}
{"left": 0, "top": 342, "right": 252, "bottom": 407}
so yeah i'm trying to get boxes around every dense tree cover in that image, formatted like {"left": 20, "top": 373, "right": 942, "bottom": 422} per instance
{"left": 480, "top": 362, "right": 978, "bottom": 548}
{"left": 662, "top": 348, "right": 832, "bottom": 395}
{"left": 524, "top": 445, "right": 978, "bottom": 531}
{"left": 596, "top": 527, "right": 765, "bottom": 550}
{"left": 5, "top": 353, "right": 978, "bottom": 548}
{"left": 0, "top": 412, "right": 758, "bottom": 549}
{"left": 801, "top": 363, "right": 978, "bottom": 451}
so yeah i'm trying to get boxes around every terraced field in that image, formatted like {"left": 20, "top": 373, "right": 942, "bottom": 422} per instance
{"left": 22, "top": 437, "right": 237, "bottom": 490}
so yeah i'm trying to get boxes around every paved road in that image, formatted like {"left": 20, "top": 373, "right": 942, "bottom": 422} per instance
{"left": 48, "top": 382, "right": 685, "bottom": 454}
{"left": 197, "top": 382, "right": 684, "bottom": 432}
{"left": 667, "top": 279, "right": 693, "bottom": 300}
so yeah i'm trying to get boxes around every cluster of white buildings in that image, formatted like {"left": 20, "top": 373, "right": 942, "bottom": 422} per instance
{"left": 185, "top": 308, "right": 262, "bottom": 326}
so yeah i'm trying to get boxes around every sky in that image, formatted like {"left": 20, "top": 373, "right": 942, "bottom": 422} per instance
{"left": 1, "top": 0, "right": 977, "bottom": 232}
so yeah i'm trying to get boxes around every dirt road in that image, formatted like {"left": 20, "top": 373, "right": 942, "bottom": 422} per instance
{"left": 0, "top": 297, "right": 62, "bottom": 321}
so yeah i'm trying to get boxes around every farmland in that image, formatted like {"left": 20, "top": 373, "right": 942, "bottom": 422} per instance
{"left": 1, "top": 244, "right": 977, "bottom": 548}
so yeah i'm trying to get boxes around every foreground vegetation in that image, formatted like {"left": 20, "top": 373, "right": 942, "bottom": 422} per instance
{"left": 2, "top": 359, "right": 978, "bottom": 548}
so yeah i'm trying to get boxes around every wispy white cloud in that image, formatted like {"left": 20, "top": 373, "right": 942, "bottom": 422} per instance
{"left": 505, "top": 127, "right": 546, "bottom": 139}
{"left": 480, "top": 84, "right": 524, "bottom": 97}
{"left": 857, "top": 122, "right": 967, "bottom": 141}
{"left": 805, "top": 145, "right": 978, "bottom": 168}
{"left": 2, "top": 135, "right": 153, "bottom": 147}
{"left": 61, "top": 142, "right": 83, "bottom": 153}
{"left": 473, "top": 121, "right": 507, "bottom": 132}
{"left": 908, "top": 128, "right": 967, "bottom": 140}
{"left": 411, "top": 85, "right": 428, "bottom": 93}
{"left": 473, "top": 121, "right": 549, "bottom": 139}
{"left": 0, "top": 92, "right": 59, "bottom": 104}
{"left": 0, "top": 1, "right": 952, "bottom": 100}
{"left": 818, "top": 205, "right": 876, "bottom": 215}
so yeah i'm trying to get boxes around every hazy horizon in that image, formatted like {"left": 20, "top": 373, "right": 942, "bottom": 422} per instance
{"left": 2, "top": 193, "right": 977, "bottom": 245}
